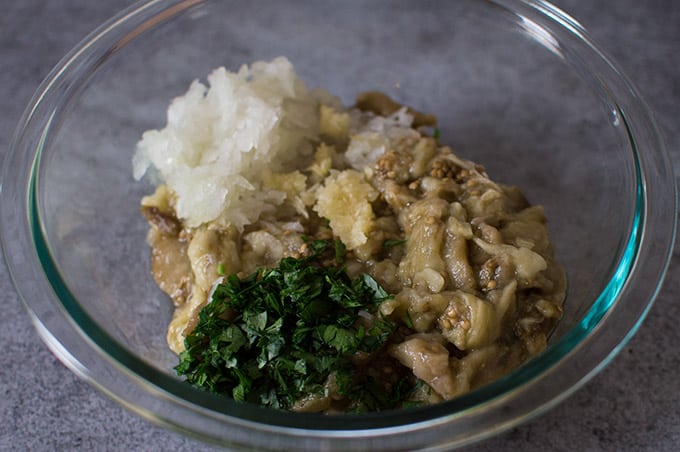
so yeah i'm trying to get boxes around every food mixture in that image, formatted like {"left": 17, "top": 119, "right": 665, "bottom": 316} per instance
{"left": 133, "top": 57, "right": 566, "bottom": 412}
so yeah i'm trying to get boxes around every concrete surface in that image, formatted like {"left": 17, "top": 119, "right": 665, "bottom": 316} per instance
{"left": 1, "top": 0, "right": 678, "bottom": 450}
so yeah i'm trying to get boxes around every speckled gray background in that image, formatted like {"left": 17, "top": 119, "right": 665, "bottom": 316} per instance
{"left": 1, "top": 1, "right": 679, "bottom": 450}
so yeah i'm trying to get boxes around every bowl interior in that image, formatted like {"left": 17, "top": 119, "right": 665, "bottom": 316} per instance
{"left": 36, "top": 0, "right": 636, "bottom": 417}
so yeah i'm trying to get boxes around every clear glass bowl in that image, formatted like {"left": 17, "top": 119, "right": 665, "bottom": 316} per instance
{"left": 2, "top": 0, "right": 675, "bottom": 450}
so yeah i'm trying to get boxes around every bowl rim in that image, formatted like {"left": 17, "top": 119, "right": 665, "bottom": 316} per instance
{"left": 2, "top": 0, "right": 676, "bottom": 449}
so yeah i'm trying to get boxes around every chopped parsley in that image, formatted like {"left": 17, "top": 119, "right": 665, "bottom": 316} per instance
{"left": 175, "top": 240, "right": 402, "bottom": 410}
{"left": 403, "top": 310, "right": 414, "bottom": 329}
{"left": 383, "top": 238, "right": 407, "bottom": 248}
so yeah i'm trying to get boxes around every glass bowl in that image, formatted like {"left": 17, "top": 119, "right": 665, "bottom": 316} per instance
{"left": 2, "top": 0, "right": 675, "bottom": 450}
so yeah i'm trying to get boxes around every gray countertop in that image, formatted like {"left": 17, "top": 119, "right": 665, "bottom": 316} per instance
{"left": 1, "top": 1, "right": 678, "bottom": 450}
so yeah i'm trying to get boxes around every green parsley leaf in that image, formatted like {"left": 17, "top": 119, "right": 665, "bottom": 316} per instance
{"left": 359, "top": 273, "right": 390, "bottom": 301}
{"left": 334, "top": 239, "right": 346, "bottom": 265}
{"left": 383, "top": 238, "right": 407, "bottom": 248}
{"left": 175, "top": 239, "right": 403, "bottom": 411}
{"left": 403, "top": 310, "right": 414, "bottom": 329}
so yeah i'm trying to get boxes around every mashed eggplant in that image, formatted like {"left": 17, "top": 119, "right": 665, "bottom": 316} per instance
{"left": 134, "top": 57, "right": 566, "bottom": 410}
